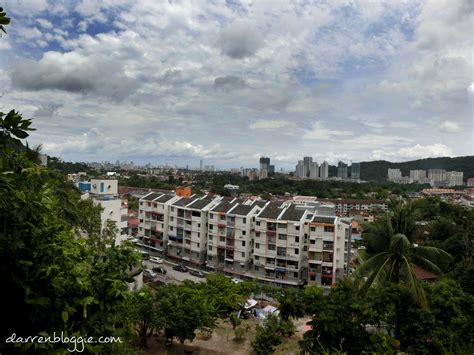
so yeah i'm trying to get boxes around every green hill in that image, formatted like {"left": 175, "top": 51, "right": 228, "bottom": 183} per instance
{"left": 357, "top": 156, "right": 474, "bottom": 182}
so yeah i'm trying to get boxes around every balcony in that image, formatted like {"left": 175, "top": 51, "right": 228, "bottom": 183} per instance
{"left": 266, "top": 230, "right": 276, "bottom": 236}
{"left": 218, "top": 223, "right": 226, "bottom": 229}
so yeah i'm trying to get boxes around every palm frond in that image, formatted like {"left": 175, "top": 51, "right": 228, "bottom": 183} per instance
{"left": 412, "top": 245, "right": 452, "bottom": 262}
{"left": 409, "top": 254, "right": 442, "bottom": 275}
{"left": 401, "top": 256, "right": 427, "bottom": 308}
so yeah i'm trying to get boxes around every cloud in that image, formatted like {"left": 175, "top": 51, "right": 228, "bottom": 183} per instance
{"left": 34, "top": 103, "right": 63, "bottom": 117}
{"left": 249, "top": 119, "right": 291, "bottom": 130}
{"left": 303, "top": 122, "right": 353, "bottom": 140}
{"left": 372, "top": 144, "right": 453, "bottom": 161}
{"left": 11, "top": 50, "right": 140, "bottom": 101}
{"left": 468, "top": 82, "right": 474, "bottom": 95}
{"left": 214, "top": 75, "right": 248, "bottom": 91}
{"left": 439, "top": 120, "right": 461, "bottom": 133}
{"left": 217, "top": 20, "right": 264, "bottom": 59}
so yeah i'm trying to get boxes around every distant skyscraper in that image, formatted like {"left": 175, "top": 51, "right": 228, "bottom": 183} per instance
{"left": 409, "top": 170, "right": 426, "bottom": 183}
{"left": 448, "top": 171, "right": 463, "bottom": 186}
{"left": 200, "top": 160, "right": 203, "bottom": 171}
{"left": 351, "top": 162, "right": 361, "bottom": 180}
{"left": 303, "top": 157, "right": 312, "bottom": 178}
{"left": 387, "top": 168, "right": 402, "bottom": 181}
{"left": 309, "top": 162, "right": 319, "bottom": 179}
{"left": 320, "top": 161, "right": 329, "bottom": 179}
{"left": 427, "top": 169, "right": 447, "bottom": 183}
{"left": 296, "top": 160, "right": 305, "bottom": 178}
{"left": 259, "top": 157, "right": 271, "bottom": 179}
{"left": 337, "top": 161, "right": 348, "bottom": 179}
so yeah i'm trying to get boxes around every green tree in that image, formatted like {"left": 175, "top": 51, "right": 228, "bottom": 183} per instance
{"left": 156, "top": 282, "right": 216, "bottom": 344}
{"left": 129, "top": 287, "right": 162, "bottom": 348}
{"left": 276, "top": 289, "right": 305, "bottom": 320}
{"left": 252, "top": 314, "right": 294, "bottom": 355}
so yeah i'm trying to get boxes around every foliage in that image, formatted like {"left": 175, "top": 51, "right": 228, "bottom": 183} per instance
{"left": 252, "top": 314, "right": 295, "bottom": 355}
{"left": 0, "top": 110, "right": 138, "bottom": 353}
{"left": 229, "top": 313, "right": 241, "bottom": 330}
{"left": 155, "top": 282, "right": 216, "bottom": 344}
{"left": 0, "top": 7, "right": 10, "bottom": 33}
{"left": 128, "top": 287, "right": 162, "bottom": 347}
{"left": 276, "top": 288, "right": 305, "bottom": 320}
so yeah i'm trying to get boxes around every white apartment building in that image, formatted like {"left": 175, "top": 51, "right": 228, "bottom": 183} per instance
{"left": 448, "top": 171, "right": 464, "bottom": 187}
{"left": 387, "top": 168, "right": 402, "bottom": 181}
{"left": 428, "top": 169, "right": 447, "bottom": 183}
{"left": 409, "top": 170, "right": 427, "bottom": 183}
{"left": 86, "top": 179, "right": 127, "bottom": 244}
{"left": 207, "top": 199, "right": 264, "bottom": 274}
{"left": 138, "top": 192, "right": 180, "bottom": 255}
{"left": 167, "top": 196, "right": 221, "bottom": 266}
{"left": 252, "top": 202, "right": 310, "bottom": 287}
{"left": 320, "top": 161, "right": 329, "bottom": 179}
{"left": 307, "top": 215, "right": 351, "bottom": 287}
{"left": 309, "top": 162, "right": 319, "bottom": 179}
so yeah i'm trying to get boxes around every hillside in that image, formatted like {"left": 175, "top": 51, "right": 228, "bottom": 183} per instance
{"left": 358, "top": 156, "right": 474, "bottom": 182}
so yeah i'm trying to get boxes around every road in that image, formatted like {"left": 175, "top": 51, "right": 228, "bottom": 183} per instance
{"left": 142, "top": 260, "right": 206, "bottom": 284}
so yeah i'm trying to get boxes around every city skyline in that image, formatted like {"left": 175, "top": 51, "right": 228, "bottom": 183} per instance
{"left": 1, "top": 1, "right": 473, "bottom": 169}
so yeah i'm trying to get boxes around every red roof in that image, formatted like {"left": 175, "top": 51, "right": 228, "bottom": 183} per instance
{"left": 412, "top": 265, "right": 438, "bottom": 280}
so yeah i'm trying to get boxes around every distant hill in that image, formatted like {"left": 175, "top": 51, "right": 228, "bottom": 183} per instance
{"left": 356, "top": 156, "right": 474, "bottom": 182}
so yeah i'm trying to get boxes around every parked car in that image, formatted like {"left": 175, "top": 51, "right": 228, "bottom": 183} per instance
{"left": 152, "top": 266, "right": 167, "bottom": 275}
{"left": 143, "top": 269, "right": 157, "bottom": 278}
{"left": 139, "top": 251, "right": 150, "bottom": 260}
{"left": 190, "top": 270, "right": 206, "bottom": 278}
{"left": 150, "top": 256, "right": 163, "bottom": 264}
{"left": 231, "top": 278, "right": 243, "bottom": 284}
{"left": 173, "top": 264, "right": 189, "bottom": 272}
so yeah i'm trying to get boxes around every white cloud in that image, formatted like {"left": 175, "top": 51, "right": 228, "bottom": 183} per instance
{"left": 468, "top": 82, "right": 474, "bottom": 95}
{"left": 303, "top": 122, "right": 353, "bottom": 140}
{"left": 439, "top": 120, "right": 462, "bottom": 133}
{"left": 249, "top": 120, "right": 291, "bottom": 130}
{"left": 372, "top": 144, "right": 453, "bottom": 161}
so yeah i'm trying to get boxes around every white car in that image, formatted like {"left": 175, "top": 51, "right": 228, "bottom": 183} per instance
{"left": 231, "top": 278, "right": 243, "bottom": 284}
{"left": 143, "top": 269, "right": 157, "bottom": 278}
{"left": 150, "top": 256, "right": 163, "bottom": 264}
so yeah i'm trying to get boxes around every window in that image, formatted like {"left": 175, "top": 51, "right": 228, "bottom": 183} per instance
{"left": 197, "top": 232, "right": 200, "bottom": 237}
{"left": 185, "top": 240, "right": 191, "bottom": 245}
{"left": 294, "top": 248, "right": 299, "bottom": 255}
{"left": 255, "top": 255, "right": 259, "bottom": 260}
{"left": 295, "top": 236, "right": 299, "bottom": 243}
{"left": 209, "top": 235, "right": 213, "bottom": 240}
{"left": 310, "top": 227, "right": 315, "bottom": 231}
{"left": 268, "top": 244, "right": 276, "bottom": 251}
{"left": 278, "top": 234, "right": 286, "bottom": 240}
{"left": 197, "top": 243, "right": 200, "bottom": 247}
{"left": 192, "top": 211, "right": 201, "bottom": 217}
{"left": 170, "top": 217, "right": 174, "bottom": 221}
{"left": 254, "top": 266, "right": 260, "bottom": 271}
{"left": 169, "top": 226, "right": 174, "bottom": 231}
{"left": 209, "top": 224, "right": 214, "bottom": 230}
{"left": 220, "top": 215, "right": 225, "bottom": 220}
{"left": 243, "top": 218, "right": 246, "bottom": 223}
{"left": 241, "top": 252, "right": 245, "bottom": 257}
{"left": 198, "top": 223, "right": 200, "bottom": 227}
{"left": 210, "top": 213, "right": 214, "bottom": 219}
{"left": 295, "top": 226, "right": 300, "bottom": 231}
{"left": 220, "top": 236, "right": 225, "bottom": 242}
{"left": 310, "top": 239, "right": 315, "bottom": 244}
{"left": 242, "top": 231, "right": 246, "bottom": 236}
{"left": 209, "top": 246, "right": 212, "bottom": 251}
{"left": 256, "top": 221, "right": 260, "bottom": 226}
{"left": 294, "top": 272, "right": 298, "bottom": 278}
{"left": 324, "top": 226, "right": 335, "bottom": 233}
{"left": 171, "top": 207, "right": 174, "bottom": 212}
{"left": 242, "top": 241, "right": 246, "bottom": 247}
{"left": 255, "top": 243, "right": 260, "bottom": 249}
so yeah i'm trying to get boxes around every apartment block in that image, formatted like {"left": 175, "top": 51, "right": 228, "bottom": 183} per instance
{"left": 138, "top": 192, "right": 180, "bottom": 254}
{"left": 448, "top": 171, "right": 464, "bottom": 187}
{"left": 167, "top": 196, "right": 221, "bottom": 265}
{"left": 307, "top": 215, "right": 351, "bottom": 287}
{"left": 207, "top": 199, "right": 264, "bottom": 274}
{"left": 387, "top": 168, "right": 402, "bottom": 181}
{"left": 252, "top": 202, "right": 310, "bottom": 286}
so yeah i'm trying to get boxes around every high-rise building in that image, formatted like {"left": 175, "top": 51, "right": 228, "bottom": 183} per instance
{"left": 259, "top": 157, "right": 271, "bottom": 179}
{"left": 200, "top": 160, "right": 203, "bottom": 171}
{"left": 468, "top": 178, "right": 474, "bottom": 187}
{"left": 337, "top": 161, "right": 348, "bottom": 179}
{"left": 448, "top": 171, "right": 463, "bottom": 186}
{"left": 388, "top": 168, "right": 402, "bottom": 181}
{"left": 320, "top": 161, "right": 329, "bottom": 179}
{"left": 351, "top": 162, "right": 360, "bottom": 180}
{"left": 309, "top": 161, "right": 319, "bottom": 179}
{"left": 409, "top": 170, "right": 426, "bottom": 183}
{"left": 427, "top": 169, "right": 447, "bottom": 183}
{"left": 295, "top": 160, "right": 305, "bottom": 178}
{"left": 303, "top": 157, "right": 312, "bottom": 178}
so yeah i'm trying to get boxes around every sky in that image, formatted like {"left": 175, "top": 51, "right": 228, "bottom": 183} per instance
{"left": 0, "top": 0, "right": 473, "bottom": 169}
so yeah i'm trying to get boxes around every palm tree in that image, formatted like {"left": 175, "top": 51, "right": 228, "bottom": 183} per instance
{"left": 360, "top": 233, "right": 451, "bottom": 306}
{"left": 0, "top": 7, "right": 11, "bottom": 34}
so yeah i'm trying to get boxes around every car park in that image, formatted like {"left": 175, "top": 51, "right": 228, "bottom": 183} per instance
{"left": 173, "top": 264, "right": 189, "bottom": 272}
{"left": 190, "top": 270, "right": 206, "bottom": 278}
{"left": 150, "top": 256, "right": 163, "bottom": 264}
